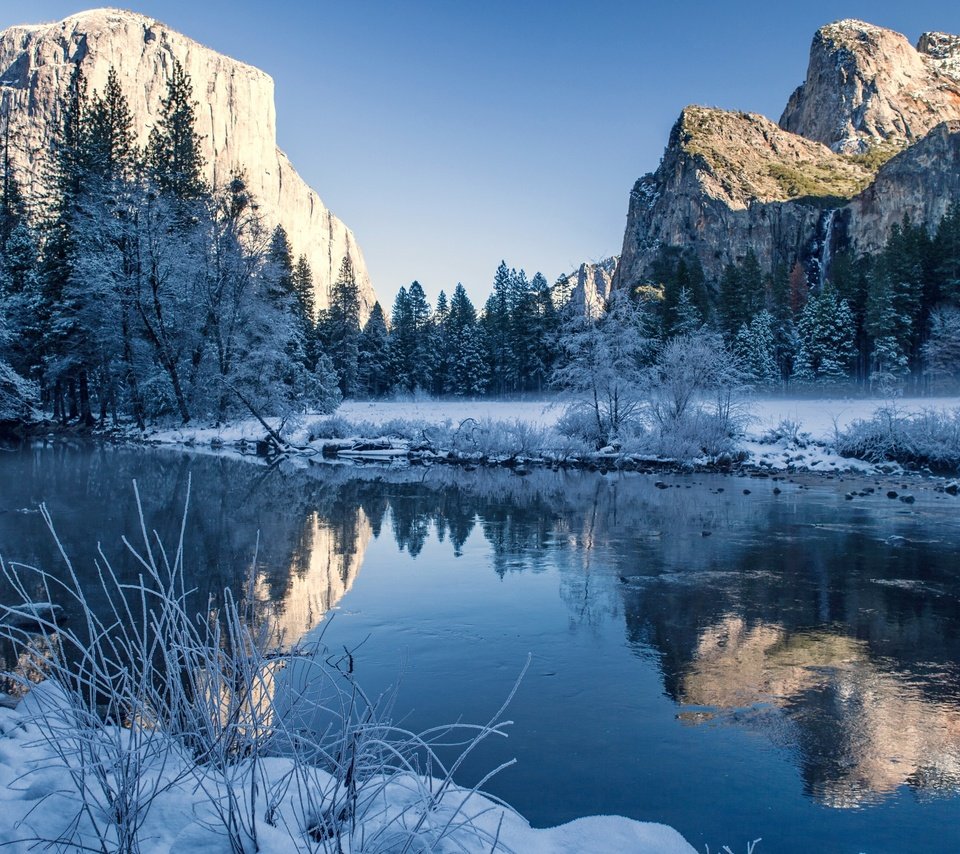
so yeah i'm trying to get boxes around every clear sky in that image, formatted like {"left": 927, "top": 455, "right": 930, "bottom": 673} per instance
{"left": 1, "top": 1, "right": 959, "bottom": 309}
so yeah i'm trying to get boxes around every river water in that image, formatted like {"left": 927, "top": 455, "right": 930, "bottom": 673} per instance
{"left": 2, "top": 442, "right": 960, "bottom": 853}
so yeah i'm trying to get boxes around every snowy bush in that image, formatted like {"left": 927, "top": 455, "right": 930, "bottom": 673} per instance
{"left": 0, "top": 359, "right": 37, "bottom": 423}
{"left": 758, "top": 418, "right": 810, "bottom": 448}
{"left": 644, "top": 332, "right": 749, "bottom": 460}
{"left": 835, "top": 405, "right": 960, "bottom": 470}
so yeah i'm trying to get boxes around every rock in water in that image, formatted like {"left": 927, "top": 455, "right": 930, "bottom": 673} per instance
{"left": 0, "top": 8, "right": 377, "bottom": 317}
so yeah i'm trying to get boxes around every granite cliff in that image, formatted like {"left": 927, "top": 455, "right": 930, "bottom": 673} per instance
{"left": 0, "top": 8, "right": 375, "bottom": 315}
{"left": 614, "top": 19, "right": 960, "bottom": 294}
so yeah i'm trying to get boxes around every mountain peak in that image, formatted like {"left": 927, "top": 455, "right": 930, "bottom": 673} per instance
{"left": 781, "top": 19, "right": 960, "bottom": 153}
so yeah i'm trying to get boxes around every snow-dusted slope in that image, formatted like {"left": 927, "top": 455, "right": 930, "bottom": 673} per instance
{"left": 0, "top": 8, "right": 376, "bottom": 316}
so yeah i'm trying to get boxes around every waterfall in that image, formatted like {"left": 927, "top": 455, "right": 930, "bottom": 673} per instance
{"left": 819, "top": 209, "right": 837, "bottom": 290}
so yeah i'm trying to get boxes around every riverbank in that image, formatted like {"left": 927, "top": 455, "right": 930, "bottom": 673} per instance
{"left": 74, "top": 395, "right": 953, "bottom": 478}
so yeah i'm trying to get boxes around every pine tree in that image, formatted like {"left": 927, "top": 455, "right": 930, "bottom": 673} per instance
{"left": 734, "top": 310, "right": 779, "bottom": 386}
{"left": 389, "top": 286, "right": 415, "bottom": 391}
{"left": 406, "top": 280, "right": 433, "bottom": 391}
{"left": 447, "top": 282, "right": 488, "bottom": 395}
{"left": 327, "top": 255, "right": 362, "bottom": 396}
{"left": 292, "top": 254, "right": 318, "bottom": 368}
{"left": 147, "top": 58, "right": 206, "bottom": 200}
{"left": 358, "top": 302, "right": 391, "bottom": 396}
{"left": 671, "top": 287, "right": 702, "bottom": 336}
{"left": 865, "top": 271, "right": 909, "bottom": 390}
{"left": 483, "top": 261, "right": 512, "bottom": 394}
{"left": 794, "top": 287, "right": 856, "bottom": 384}
{"left": 431, "top": 289, "right": 451, "bottom": 395}
{"left": 717, "top": 262, "right": 743, "bottom": 340}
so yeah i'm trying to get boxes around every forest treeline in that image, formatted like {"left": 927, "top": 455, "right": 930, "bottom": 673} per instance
{"left": 2, "top": 61, "right": 960, "bottom": 429}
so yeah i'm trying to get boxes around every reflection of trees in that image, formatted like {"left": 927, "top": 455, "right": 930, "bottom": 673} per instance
{"left": 8, "top": 447, "right": 960, "bottom": 810}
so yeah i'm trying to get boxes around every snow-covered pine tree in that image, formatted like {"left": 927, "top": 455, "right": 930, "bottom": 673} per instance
{"left": 389, "top": 286, "right": 414, "bottom": 391}
{"left": 358, "top": 301, "right": 391, "bottom": 396}
{"left": 672, "top": 286, "right": 703, "bottom": 337}
{"left": 447, "top": 283, "right": 487, "bottom": 396}
{"left": 865, "top": 270, "right": 909, "bottom": 391}
{"left": 482, "top": 261, "right": 512, "bottom": 394}
{"left": 406, "top": 280, "right": 434, "bottom": 392}
{"left": 431, "top": 289, "right": 451, "bottom": 395}
{"left": 327, "top": 255, "right": 362, "bottom": 397}
{"left": 734, "top": 310, "right": 779, "bottom": 386}
{"left": 793, "top": 287, "right": 856, "bottom": 384}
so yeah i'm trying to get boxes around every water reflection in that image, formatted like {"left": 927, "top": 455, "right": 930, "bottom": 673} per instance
{"left": 4, "top": 444, "right": 960, "bottom": 830}
{"left": 679, "top": 615, "right": 960, "bottom": 807}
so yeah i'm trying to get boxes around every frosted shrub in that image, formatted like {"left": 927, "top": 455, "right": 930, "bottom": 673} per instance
{"left": 644, "top": 332, "right": 749, "bottom": 460}
{"left": 836, "top": 405, "right": 960, "bottom": 470}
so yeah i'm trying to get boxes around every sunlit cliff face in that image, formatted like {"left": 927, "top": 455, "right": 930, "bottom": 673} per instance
{"left": 680, "top": 614, "right": 960, "bottom": 808}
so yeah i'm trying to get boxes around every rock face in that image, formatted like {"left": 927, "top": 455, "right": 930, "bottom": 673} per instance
{"left": 560, "top": 257, "right": 618, "bottom": 318}
{"left": 615, "top": 107, "right": 870, "bottom": 287}
{"left": 780, "top": 20, "right": 960, "bottom": 154}
{"left": 846, "top": 120, "right": 960, "bottom": 257}
{"left": 614, "top": 20, "right": 960, "bottom": 294}
{"left": 0, "top": 8, "right": 375, "bottom": 316}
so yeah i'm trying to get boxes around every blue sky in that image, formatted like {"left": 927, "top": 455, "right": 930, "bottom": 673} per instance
{"left": 2, "top": 1, "right": 959, "bottom": 308}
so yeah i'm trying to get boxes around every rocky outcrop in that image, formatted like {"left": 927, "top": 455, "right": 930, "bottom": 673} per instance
{"left": 614, "top": 107, "right": 870, "bottom": 288}
{"left": 846, "top": 120, "right": 960, "bottom": 257}
{"left": 560, "top": 257, "right": 618, "bottom": 317}
{"left": 780, "top": 19, "right": 960, "bottom": 154}
{"left": 615, "top": 20, "right": 960, "bottom": 294}
{"left": 0, "top": 8, "right": 375, "bottom": 315}
{"left": 918, "top": 31, "right": 960, "bottom": 80}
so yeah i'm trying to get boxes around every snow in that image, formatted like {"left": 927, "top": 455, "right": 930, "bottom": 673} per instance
{"left": 746, "top": 395, "right": 960, "bottom": 442}
{"left": 138, "top": 395, "right": 960, "bottom": 476}
{"left": 338, "top": 398, "right": 565, "bottom": 429}
{"left": 0, "top": 686, "right": 698, "bottom": 853}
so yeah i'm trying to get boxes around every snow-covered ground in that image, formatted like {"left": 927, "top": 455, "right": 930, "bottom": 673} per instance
{"left": 0, "top": 682, "right": 698, "bottom": 853}
{"left": 139, "top": 395, "right": 960, "bottom": 474}
{"left": 340, "top": 395, "right": 960, "bottom": 444}
{"left": 745, "top": 395, "right": 960, "bottom": 442}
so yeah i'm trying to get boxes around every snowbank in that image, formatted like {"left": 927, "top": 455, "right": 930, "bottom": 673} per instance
{"left": 0, "top": 683, "right": 696, "bottom": 854}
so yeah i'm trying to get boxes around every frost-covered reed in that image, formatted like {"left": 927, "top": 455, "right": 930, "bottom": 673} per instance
{"left": 0, "top": 479, "right": 525, "bottom": 853}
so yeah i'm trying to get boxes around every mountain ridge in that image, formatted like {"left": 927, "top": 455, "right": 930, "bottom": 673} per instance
{"left": 614, "top": 18, "right": 960, "bottom": 294}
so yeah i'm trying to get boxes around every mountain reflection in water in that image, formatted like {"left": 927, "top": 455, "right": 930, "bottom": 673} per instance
{"left": 3, "top": 443, "right": 960, "bottom": 848}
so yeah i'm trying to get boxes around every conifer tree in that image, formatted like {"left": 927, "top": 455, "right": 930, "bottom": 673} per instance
{"left": 292, "top": 254, "right": 318, "bottom": 368}
{"left": 327, "top": 255, "right": 362, "bottom": 396}
{"left": 717, "top": 262, "right": 743, "bottom": 340}
{"left": 358, "top": 301, "right": 391, "bottom": 396}
{"left": 147, "top": 58, "right": 206, "bottom": 200}
{"left": 389, "top": 286, "right": 414, "bottom": 391}
{"left": 447, "top": 282, "right": 488, "bottom": 395}
{"left": 734, "top": 310, "right": 779, "bottom": 386}
{"left": 794, "top": 287, "right": 855, "bottom": 384}
{"left": 483, "top": 261, "right": 512, "bottom": 394}
{"left": 865, "top": 271, "right": 909, "bottom": 390}
{"left": 672, "top": 287, "right": 703, "bottom": 336}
